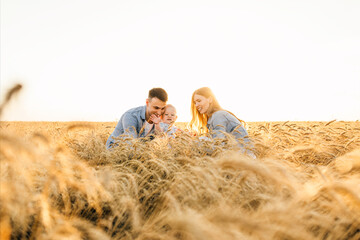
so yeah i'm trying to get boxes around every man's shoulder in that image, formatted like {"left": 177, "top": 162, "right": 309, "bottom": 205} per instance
{"left": 124, "top": 105, "right": 146, "bottom": 115}
{"left": 120, "top": 106, "right": 146, "bottom": 123}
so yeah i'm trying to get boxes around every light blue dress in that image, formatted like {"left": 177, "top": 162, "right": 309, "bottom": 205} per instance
{"left": 159, "top": 122, "right": 178, "bottom": 138}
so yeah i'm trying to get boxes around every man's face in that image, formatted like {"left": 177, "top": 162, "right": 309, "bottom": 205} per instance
{"left": 146, "top": 97, "right": 166, "bottom": 122}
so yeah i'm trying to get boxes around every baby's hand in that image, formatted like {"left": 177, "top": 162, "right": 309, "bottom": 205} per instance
{"left": 149, "top": 114, "right": 161, "bottom": 124}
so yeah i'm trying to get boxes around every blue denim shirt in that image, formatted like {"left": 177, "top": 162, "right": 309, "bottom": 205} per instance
{"left": 207, "top": 110, "right": 252, "bottom": 146}
{"left": 106, "top": 105, "right": 150, "bottom": 148}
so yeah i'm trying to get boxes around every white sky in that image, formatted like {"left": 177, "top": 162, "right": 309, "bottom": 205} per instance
{"left": 1, "top": 0, "right": 359, "bottom": 122}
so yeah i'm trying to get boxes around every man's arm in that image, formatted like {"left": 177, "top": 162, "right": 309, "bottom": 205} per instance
{"left": 106, "top": 113, "right": 139, "bottom": 149}
{"left": 121, "top": 113, "right": 140, "bottom": 138}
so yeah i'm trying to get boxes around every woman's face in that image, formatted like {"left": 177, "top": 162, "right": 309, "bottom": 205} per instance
{"left": 194, "top": 94, "right": 212, "bottom": 114}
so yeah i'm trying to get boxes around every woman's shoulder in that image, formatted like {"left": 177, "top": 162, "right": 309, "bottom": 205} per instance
{"left": 212, "top": 110, "right": 240, "bottom": 123}
{"left": 212, "top": 110, "right": 234, "bottom": 119}
{"left": 124, "top": 105, "right": 146, "bottom": 117}
{"left": 208, "top": 110, "right": 230, "bottom": 124}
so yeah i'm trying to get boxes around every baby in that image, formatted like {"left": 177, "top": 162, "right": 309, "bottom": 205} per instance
{"left": 162, "top": 104, "right": 177, "bottom": 125}
{"left": 150, "top": 104, "right": 180, "bottom": 137}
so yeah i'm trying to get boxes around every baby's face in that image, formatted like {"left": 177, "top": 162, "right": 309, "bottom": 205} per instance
{"left": 162, "top": 107, "right": 177, "bottom": 124}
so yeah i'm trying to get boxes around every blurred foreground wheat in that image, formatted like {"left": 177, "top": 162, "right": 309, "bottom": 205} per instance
{"left": 1, "top": 86, "right": 360, "bottom": 239}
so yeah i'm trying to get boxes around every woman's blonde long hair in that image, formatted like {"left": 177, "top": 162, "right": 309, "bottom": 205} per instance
{"left": 188, "top": 87, "right": 246, "bottom": 135}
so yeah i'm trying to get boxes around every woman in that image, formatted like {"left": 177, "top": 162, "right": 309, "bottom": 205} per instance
{"left": 189, "top": 87, "right": 255, "bottom": 156}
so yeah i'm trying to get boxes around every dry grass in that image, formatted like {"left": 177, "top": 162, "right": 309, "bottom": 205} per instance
{"left": 1, "top": 119, "right": 359, "bottom": 240}
{"left": 1, "top": 84, "right": 360, "bottom": 240}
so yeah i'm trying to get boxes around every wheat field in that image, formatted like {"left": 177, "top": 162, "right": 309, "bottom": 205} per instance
{"left": 1, "top": 118, "right": 359, "bottom": 240}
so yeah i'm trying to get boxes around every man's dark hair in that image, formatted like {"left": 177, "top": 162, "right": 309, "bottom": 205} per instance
{"left": 148, "top": 88, "right": 168, "bottom": 102}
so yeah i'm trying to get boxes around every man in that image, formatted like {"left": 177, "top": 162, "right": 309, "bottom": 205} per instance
{"left": 106, "top": 88, "right": 168, "bottom": 149}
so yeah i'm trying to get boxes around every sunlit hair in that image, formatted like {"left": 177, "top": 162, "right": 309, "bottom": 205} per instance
{"left": 188, "top": 87, "right": 246, "bottom": 134}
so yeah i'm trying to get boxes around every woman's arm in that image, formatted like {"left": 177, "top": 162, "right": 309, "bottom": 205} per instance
{"left": 208, "top": 113, "right": 228, "bottom": 139}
